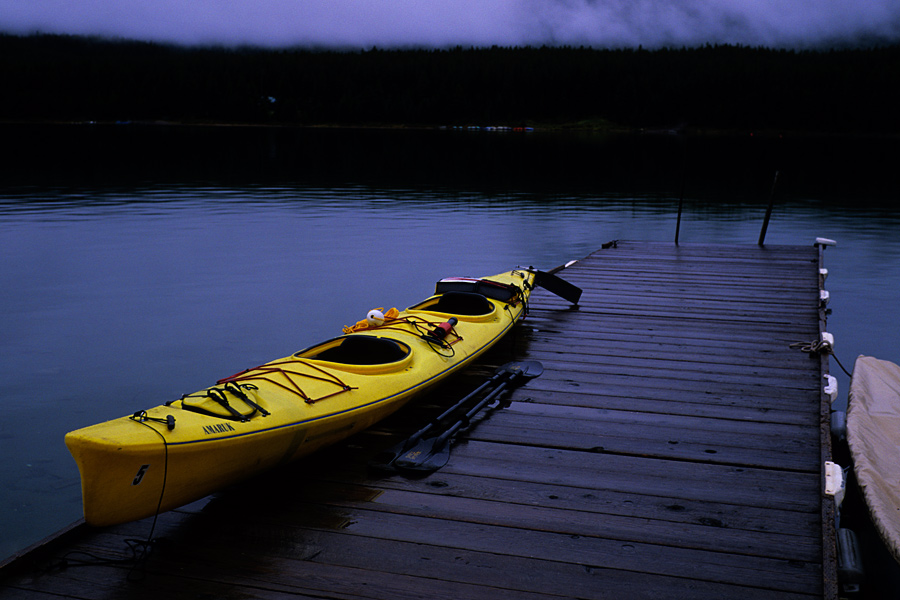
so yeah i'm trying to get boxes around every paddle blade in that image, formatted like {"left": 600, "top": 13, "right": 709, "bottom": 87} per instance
{"left": 501, "top": 360, "right": 544, "bottom": 381}
{"left": 534, "top": 270, "right": 582, "bottom": 305}
{"left": 392, "top": 437, "right": 451, "bottom": 473}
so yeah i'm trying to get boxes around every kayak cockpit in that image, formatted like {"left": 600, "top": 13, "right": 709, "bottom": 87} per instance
{"left": 408, "top": 291, "right": 496, "bottom": 319}
{"left": 296, "top": 334, "right": 412, "bottom": 368}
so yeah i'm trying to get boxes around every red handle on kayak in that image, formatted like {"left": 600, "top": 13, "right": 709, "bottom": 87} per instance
{"left": 431, "top": 317, "right": 458, "bottom": 339}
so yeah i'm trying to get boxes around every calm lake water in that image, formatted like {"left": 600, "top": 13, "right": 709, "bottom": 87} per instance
{"left": 1, "top": 124, "right": 898, "bottom": 562}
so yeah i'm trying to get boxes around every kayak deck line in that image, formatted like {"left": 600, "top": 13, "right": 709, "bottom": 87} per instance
{"left": 2, "top": 243, "right": 839, "bottom": 599}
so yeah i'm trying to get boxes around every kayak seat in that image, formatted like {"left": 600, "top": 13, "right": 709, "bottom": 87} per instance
{"left": 431, "top": 292, "right": 493, "bottom": 316}
{"left": 313, "top": 335, "right": 409, "bottom": 365}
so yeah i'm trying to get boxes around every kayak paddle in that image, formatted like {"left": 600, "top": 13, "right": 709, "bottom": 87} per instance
{"left": 532, "top": 269, "right": 582, "bottom": 305}
{"left": 373, "top": 360, "right": 543, "bottom": 474}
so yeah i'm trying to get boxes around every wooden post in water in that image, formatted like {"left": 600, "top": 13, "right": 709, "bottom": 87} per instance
{"left": 758, "top": 171, "right": 780, "bottom": 246}
{"left": 675, "top": 196, "right": 684, "bottom": 245}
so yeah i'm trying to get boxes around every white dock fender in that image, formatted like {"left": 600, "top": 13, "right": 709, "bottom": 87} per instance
{"left": 825, "top": 461, "right": 846, "bottom": 508}
{"left": 823, "top": 374, "right": 838, "bottom": 403}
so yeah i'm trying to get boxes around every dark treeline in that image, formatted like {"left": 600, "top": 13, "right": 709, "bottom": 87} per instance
{"left": 2, "top": 34, "right": 899, "bottom": 133}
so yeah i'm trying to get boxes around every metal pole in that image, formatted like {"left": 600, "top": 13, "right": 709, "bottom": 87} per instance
{"left": 758, "top": 171, "right": 780, "bottom": 246}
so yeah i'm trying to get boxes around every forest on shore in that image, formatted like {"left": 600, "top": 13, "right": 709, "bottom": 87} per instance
{"left": 2, "top": 34, "right": 899, "bottom": 134}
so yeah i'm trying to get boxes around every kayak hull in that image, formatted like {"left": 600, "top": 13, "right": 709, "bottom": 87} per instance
{"left": 66, "top": 269, "right": 534, "bottom": 526}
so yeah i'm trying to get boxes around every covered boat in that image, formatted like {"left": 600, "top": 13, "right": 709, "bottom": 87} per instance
{"left": 66, "top": 268, "right": 569, "bottom": 527}
{"left": 847, "top": 355, "right": 900, "bottom": 564}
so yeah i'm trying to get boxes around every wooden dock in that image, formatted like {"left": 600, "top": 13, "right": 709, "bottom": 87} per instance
{"left": 1, "top": 241, "right": 837, "bottom": 599}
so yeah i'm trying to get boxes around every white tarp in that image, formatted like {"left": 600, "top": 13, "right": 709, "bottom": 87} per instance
{"left": 847, "top": 355, "right": 900, "bottom": 564}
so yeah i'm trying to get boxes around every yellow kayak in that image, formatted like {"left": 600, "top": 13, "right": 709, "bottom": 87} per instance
{"left": 66, "top": 269, "right": 539, "bottom": 526}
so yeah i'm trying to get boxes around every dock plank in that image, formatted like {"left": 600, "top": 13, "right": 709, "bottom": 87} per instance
{"left": 469, "top": 410, "right": 818, "bottom": 471}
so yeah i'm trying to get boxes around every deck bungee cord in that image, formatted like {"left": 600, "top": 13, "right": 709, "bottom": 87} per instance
{"left": 213, "top": 357, "right": 356, "bottom": 404}
{"left": 344, "top": 310, "right": 463, "bottom": 351}
{"left": 171, "top": 383, "right": 269, "bottom": 421}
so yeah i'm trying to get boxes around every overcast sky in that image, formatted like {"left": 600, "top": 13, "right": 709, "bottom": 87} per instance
{"left": 2, "top": 0, "right": 899, "bottom": 49}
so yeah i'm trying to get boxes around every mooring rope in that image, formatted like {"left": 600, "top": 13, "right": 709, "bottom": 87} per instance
{"left": 790, "top": 339, "right": 852, "bottom": 377}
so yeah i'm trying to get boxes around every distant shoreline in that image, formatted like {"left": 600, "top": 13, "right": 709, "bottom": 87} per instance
{"left": 3, "top": 118, "right": 898, "bottom": 140}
